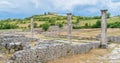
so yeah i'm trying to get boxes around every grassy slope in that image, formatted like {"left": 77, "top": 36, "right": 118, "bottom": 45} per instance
{"left": 78, "top": 16, "right": 120, "bottom": 26}
{"left": 3, "top": 15, "right": 120, "bottom": 28}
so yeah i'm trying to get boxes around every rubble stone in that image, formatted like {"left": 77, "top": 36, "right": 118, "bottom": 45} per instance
{"left": 10, "top": 41, "right": 100, "bottom": 63}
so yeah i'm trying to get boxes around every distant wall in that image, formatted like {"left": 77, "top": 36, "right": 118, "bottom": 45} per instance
{"left": 10, "top": 41, "right": 100, "bottom": 63}
{"left": 96, "top": 35, "right": 120, "bottom": 43}
{"left": 43, "top": 32, "right": 96, "bottom": 40}
{"left": 0, "top": 35, "right": 39, "bottom": 49}
{"left": 0, "top": 35, "right": 38, "bottom": 43}
{"left": 107, "top": 36, "right": 120, "bottom": 42}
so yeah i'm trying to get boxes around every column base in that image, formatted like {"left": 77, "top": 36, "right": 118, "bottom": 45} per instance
{"left": 100, "top": 44, "right": 108, "bottom": 49}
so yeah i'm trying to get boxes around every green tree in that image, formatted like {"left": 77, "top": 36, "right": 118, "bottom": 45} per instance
{"left": 44, "top": 12, "right": 47, "bottom": 15}
{"left": 92, "top": 20, "right": 101, "bottom": 28}
{"left": 49, "top": 18, "right": 56, "bottom": 25}
{"left": 76, "top": 18, "right": 80, "bottom": 24}
{"left": 107, "top": 12, "right": 111, "bottom": 18}
{"left": 34, "top": 23, "right": 38, "bottom": 28}
{"left": 42, "top": 22, "right": 50, "bottom": 31}
{"left": 84, "top": 23, "right": 89, "bottom": 28}
{"left": 58, "top": 23, "right": 63, "bottom": 28}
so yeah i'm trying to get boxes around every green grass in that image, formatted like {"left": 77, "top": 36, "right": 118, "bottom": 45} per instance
{"left": 78, "top": 19, "right": 97, "bottom": 26}
{"left": 1, "top": 15, "right": 120, "bottom": 29}
{"left": 0, "top": 29, "right": 22, "bottom": 33}
{"left": 107, "top": 17, "right": 120, "bottom": 23}
{"left": 77, "top": 16, "right": 120, "bottom": 26}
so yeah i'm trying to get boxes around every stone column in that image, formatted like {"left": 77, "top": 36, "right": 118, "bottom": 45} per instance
{"left": 31, "top": 18, "right": 34, "bottom": 40}
{"left": 67, "top": 13, "right": 72, "bottom": 44}
{"left": 101, "top": 10, "right": 108, "bottom": 48}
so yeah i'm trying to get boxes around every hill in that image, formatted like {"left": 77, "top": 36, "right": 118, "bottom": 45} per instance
{"left": 0, "top": 14, "right": 120, "bottom": 30}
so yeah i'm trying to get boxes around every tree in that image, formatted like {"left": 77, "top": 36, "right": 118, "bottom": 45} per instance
{"left": 42, "top": 22, "right": 50, "bottom": 31}
{"left": 49, "top": 18, "right": 56, "bottom": 25}
{"left": 0, "top": 22, "right": 19, "bottom": 29}
{"left": 93, "top": 16, "right": 101, "bottom": 19}
{"left": 58, "top": 23, "right": 63, "bottom": 28}
{"left": 28, "top": 24, "right": 30, "bottom": 28}
{"left": 84, "top": 23, "right": 89, "bottom": 28}
{"left": 44, "top": 12, "right": 47, "bottom": 15}
{"left": 76, "top": 18, "right": 80, "bottom": 24}
{"left": 34, "top": 23, "right": 38, "bottom": 28}
{"left": 107, "top": 12, "right": 111, "bottom": 18}
{"left": 92, "top": 20, "right": 101, "bottom": 28}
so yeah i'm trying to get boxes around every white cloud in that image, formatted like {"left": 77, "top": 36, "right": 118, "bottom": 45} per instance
{"left": 1, "top": 0, "right": 120, "bottom": 19}
{"left": 1, "top": 0, "right": 120, "bottom": 12}
{"left": 0, "top": 1, "right": 15, "bottom": 9}
{"left": 52, "top": 0, "right": 97, "bottom": 9}
{"left": 95, "top": 0, "right": 120, "bottom": 15}
{"left": 0, "top": 0, "right": 38, "bottom": 13}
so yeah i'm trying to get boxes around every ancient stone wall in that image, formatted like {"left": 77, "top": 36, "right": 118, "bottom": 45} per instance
{"left": 0, "top": 35, "right": 38, "bottom": 43}
{"left": 10, "top": 41, "right": 100, "bottom": 63}
{"left": 107, "top": 36, "right": 120, "bottom": 42}
{"left": 96, "top": 35, "right": 120, "bottom": 43}
{"left": 0, "top": 34, "right": 39, "bottom": 49}
{"left": 43, "top": 33, "right": 95, "bottom": 40}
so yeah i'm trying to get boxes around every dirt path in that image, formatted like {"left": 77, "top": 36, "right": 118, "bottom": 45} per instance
{"left": 48, "top": 49, "right": 108, "bottom": 63}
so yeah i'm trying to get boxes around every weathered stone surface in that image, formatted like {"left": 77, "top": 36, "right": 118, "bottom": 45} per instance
{"left": 0, "top": 34, "right": 39, "bottom": 50}
{"left": 96, "top": 34, "right": 120, "bottom": 43}
{"left": 101, "top": 10, "right": 108, "bottom": 47}
{"left": 10, "top": 41, "right": 100, "bottom": 63}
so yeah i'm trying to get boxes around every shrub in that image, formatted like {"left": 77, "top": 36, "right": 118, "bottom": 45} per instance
{"left": 42, "top": 22, "right": 50, "bottom": 31}
{"left": 28, "top": 24, "right": 30, "bottom": 28}
{"left": 39, "top": 24, "right": 42, "bottom": 28}
{"left": 28, "top": 23, "right": 38, "bottom": 28}
{"left": 58, "top": 23, "right": 63, "bottom": 28}
{"left": 0, "top": 22, "right": 19, "bottom": 29}
{"left": 34, "top": 23, "right": 38, "bottom": 28}
{"left": 107, "top": 12, "right": 111, "bottom": 18}
{"left": 49, "top": 18, "right": 56, "bottom": 25}
{"left": 84, "top": 23, "right": 89, "bottom": 28}
{"left": 92, "top": 20, "right": 101, "bottom": 28}
{"left": 76, "top": 18, "right": 80, "bottom": 23}
{"left": 92, "top": 16, "right": 101, "bottom": 19}
{"left": 108, "top": 22, "right": 120, "bottom": 28}
{"left": 73, "top": 25, "right": 82, "bottom": 29}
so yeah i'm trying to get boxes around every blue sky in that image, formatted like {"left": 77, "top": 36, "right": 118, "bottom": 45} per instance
{"left": 0, "top": 0, "right": 120, "bottom": 19}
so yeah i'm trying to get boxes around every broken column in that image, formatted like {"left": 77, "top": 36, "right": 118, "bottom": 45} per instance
{"left": 30, "top": 18, "right": 34, "bottom": 41}
{"left": 101, "top": 10, "right": 108, "bottom": 48}
{"left": 67, "top": 13, "right": 72, "bottom": 44}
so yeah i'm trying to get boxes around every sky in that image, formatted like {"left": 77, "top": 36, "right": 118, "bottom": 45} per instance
{"left": 0, "top": 0, "right": 120, "bottom": 19}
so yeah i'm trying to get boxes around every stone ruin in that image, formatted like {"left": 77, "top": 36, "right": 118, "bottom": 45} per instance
{"left": 0, "top": 31, "right": 101, "bottom": 63}
{"left": 96, "top": 34, "right": 120, "bottom": 43}
{"left": 0, "top": 10, "right": 110, "bottom": 63}
{"left": 10, "top": 41, "right": 100, "bottom": 63}
{"left": 0, "top": 32, "right": 39, "bottom": 53}
{"left": 0, "top": 34, "right": 38, "bottom": 43}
